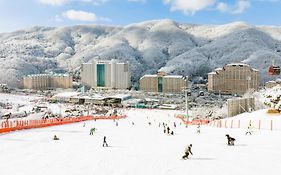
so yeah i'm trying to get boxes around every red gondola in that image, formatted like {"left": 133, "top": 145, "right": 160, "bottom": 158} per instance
{"left": 268, "top": 65, "right": 281, "bottom": 75}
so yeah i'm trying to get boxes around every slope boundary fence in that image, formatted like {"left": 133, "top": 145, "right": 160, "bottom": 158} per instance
{"left": 175, "top": 115, "right": 211, "bottom": 125}
{"left": 207, "top": 119, "right": 280, "bottom": 131}
{"left": 0, "top": 115, "right": 127, "bottom": 134}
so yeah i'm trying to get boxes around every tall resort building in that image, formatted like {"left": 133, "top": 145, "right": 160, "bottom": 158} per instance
{"left": 81, "top": 59, "right": 131, "bottom": 89}
{"left": 139, "top": 72, "right": 188, "bottom": 94}
{"left": 208, "top": 63, "right": 260, "bottom": 95}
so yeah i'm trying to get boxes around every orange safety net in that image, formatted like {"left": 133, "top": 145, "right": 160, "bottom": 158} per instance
{"left": 0, "top": 115, "right": 127, "bottom": 134}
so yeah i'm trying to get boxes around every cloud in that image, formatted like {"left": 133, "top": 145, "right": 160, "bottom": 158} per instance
{"left": 63, "top": 10, "right": 98, "bottom": 21}
{"left": 61, "top": 9, "right": 110, "bottom": 22}
{"left": 39, "top": 0, "right": 69, "bottom": 6}
{"left": 217, "top": 2, "right": 228, "bottom": 12}
{"left": 232, "top": 0, "right": 251, "bottom": 14}
{"left": 39, "top": 0, "right": 107, "bottom": 6}
{"left": 163, "top": 0, "right": 215, "bottom": 15}
{"left": 217, "top": 0, "right": 251, "bottom": 14}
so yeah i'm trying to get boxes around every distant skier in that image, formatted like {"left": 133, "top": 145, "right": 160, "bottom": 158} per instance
{"left": 53, "top": 135, "right": 59, "bottom": 140}
{"left": 197, "top": 124, "right": 201, "bottom": 134}
{"left": 171, "top": 130, "right": 174, "bottom": 135}
{"left": 89, "top": 127, "right": 96, "bottom": 135}
{"left": 225, "top": 134, "right": 235, "bottom": 146}
{"left": 245, "top": 123, "right": 253, "bottom": 135}
{"left": 103, "top": 136, "right": 108, "bottom": 147}
{"left": 167, "top": 127, "right": 170, "bottom": 134}
{"left": 182, "top": 144, "right": 193, "bottom": 159}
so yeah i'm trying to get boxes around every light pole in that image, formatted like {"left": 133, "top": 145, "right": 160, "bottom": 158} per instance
{"left": 182, "top": 88, "right": 189, "bottom": 120}
{"left": 247, "top": 76, "right": 251, "bottom": 112}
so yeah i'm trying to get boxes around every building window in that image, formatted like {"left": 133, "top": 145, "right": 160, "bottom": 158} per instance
{"left": 158, "top": 77, "right": 163, "bottom": 93}
{"left": 97, "top": 64, "right": 105, "bottom": 87}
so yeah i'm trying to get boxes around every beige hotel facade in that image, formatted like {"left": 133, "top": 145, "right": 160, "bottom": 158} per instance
{"left": 208, "top": 63, "right": 260, "bottom": 95}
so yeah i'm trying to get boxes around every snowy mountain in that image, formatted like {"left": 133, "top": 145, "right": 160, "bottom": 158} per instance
{"left": 1, "top": 19, "right": 281, "bottom": 87}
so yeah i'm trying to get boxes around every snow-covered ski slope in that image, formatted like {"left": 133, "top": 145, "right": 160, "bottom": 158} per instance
{"left": 1, "top": 109, "right": 281, "bottom": 175}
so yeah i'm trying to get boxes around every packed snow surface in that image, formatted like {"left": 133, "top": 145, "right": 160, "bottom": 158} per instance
{"left": 1, "top": 109, "right": 281, "bottom": 175}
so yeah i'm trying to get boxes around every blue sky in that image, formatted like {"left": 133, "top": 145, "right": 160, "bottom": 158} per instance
{"left": 0, "top": 0, "right": 280, "bottom": 32}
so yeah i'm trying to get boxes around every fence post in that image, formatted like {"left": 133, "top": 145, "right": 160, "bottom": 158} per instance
{"left": 238, "top": 120, "right": 240, "bottom": 128}
{"left": 225, "top": 120, "right": 227, "bottom": 128}
{"left": 271, "top": 120, "right": 273, "bottom": 131}
{"left": 231, "top": 120, "right": 233, "bottom": 128}
{"left": 259, "top": 120, "right": 261, "bottom": 130}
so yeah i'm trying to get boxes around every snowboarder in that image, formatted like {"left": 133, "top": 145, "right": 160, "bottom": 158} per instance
{"left": 197, "top": 124, "right": 201, "bottom": 134}
{"left": 89, "top": 127, "right": 96, "bottom": 135}
{"left": 182, "top": 144, "right": 193, "bottom": 159}
{"left": 103, "top": 136, "right": 108, "bottom": 147}
{"left": 225, "top": 134, "right": 235, "bottom": 145}
{"left": 53, "top": 135, "right": 59, "bottom": 140}
{"left": 246, "top": 123, "right": 253, "bottom": 135}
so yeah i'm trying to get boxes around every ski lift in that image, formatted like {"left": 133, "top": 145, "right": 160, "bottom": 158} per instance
{"left": 268, "top": 65, "right": 281, "bottom": 76}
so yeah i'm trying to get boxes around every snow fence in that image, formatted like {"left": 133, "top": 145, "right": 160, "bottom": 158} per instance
{"left": 207, "top": 119, "right": 281, "bottom": 131}
{"left": 175, "top": 115, "right": 211, "bottom": 125}
{"left": 0, "top": 115, "right": 127, "bottom": 134}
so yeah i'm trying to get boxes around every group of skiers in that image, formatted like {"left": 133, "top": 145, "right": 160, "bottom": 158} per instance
{"left": 163, "top": 123, "right": 174, "bottom": 135}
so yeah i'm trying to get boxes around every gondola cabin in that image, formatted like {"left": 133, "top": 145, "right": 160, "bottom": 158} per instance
{"left": 268, "top": 66, "right": 281, "bottom": 75}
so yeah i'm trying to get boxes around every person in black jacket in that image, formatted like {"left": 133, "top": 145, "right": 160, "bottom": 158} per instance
{"left": 225, "top": 134, "right": 235, "bottom": 145}
{"left": 182, "top": 144, "right": 193, "bottom": 159}
{"left": 103, "top": 136, "right": 108, "bottom": 147}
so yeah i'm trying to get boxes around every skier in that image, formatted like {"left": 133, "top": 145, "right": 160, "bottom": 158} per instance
{"left": 197, "top": 124, "right": 201, "bottom": 134}
{"left": 103, "top": 136, "right": 108, "bottom": 147}
{"left": 182, "top": 144, "right": 193, "bottom": 159}
{"left": 53, "top": 135, "right": 59, "bottom": 140}
{"left": 167, "top": 127, "right": 170, "bottom": 134}
{"left": 83, "top": 122, "right": 86, "bottom": 127}
{"left": 89, "top": 127, "right": 96, "bottom": 135}
{"left": 174, "top": 122, "right": 176, "bottom": 128}
{"left": 225, "top": 134, "right": 235, "bottom": 145}
{"left": 245, "top": 123, "right": 253, "bottom": 135}
{"left": 171, "top": 130, "right": 174, "bottom": 135}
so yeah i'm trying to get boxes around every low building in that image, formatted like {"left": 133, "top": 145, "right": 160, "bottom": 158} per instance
{"left": 23, "top": 74, "right": 72, "bottom": 90}
{"left": 227, "top": 97, "right": 255, "bottom": 117}
{"left": 81, "top": 59, "right": 131, "bottom": 90}
{"left": 140, "top": 73, "right": 188, "bottom": 94}
{"left": 208, "top": 63, "right": 260, "bottom": 95}
{"left": 265, "top": 80, "right": 281, "bottom": 89}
